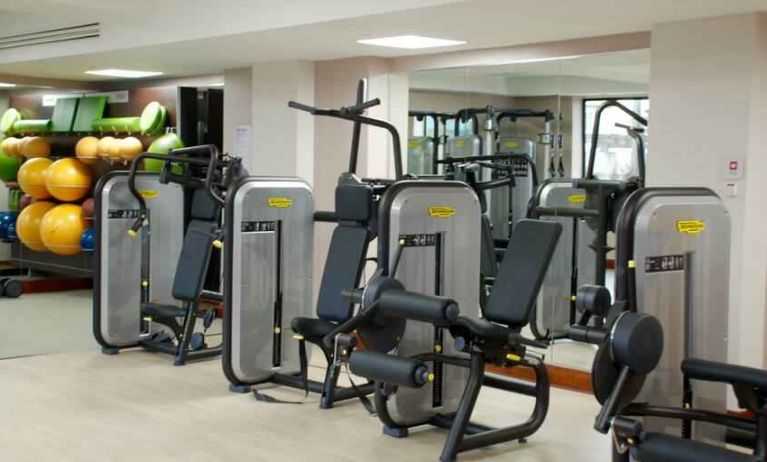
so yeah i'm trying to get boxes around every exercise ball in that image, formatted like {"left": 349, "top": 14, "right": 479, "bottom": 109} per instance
{"left": 79, "top": 228, "right": 95, "bottom": 252}
{"left": 97, "top": 137, "right": 115, "bottom": 160}
{"left": 1, "top": 137, "right": 22, "bottom": 160}
{"left": 75, "top": 136, "right": 100, "bottom": 165}
{"left": 145, "top": 133, "right": 184, "bottom": 173}
{"left": 107, "top": 138, "right": 122, "bottom": 160}
{"left": 119, "top": 137, "right": 143, "bottom": 162}
{"left": 81, "top": 198, "right": 94, "bottom": 218}
{"left": 0, "top": 151, "right": 22, "bottom": 183}
{"left": 0, "top": 212, "right": 8, "bottom": 239}
{"left": 6, "top": 222, "right": 17, "bottom": 241}
{"left": 44, "top": 158, "right": 92, "bottom": 202}
{"left": 17, "top": 201, "right": 55, "bottom": 251}
{"left": 40, "top": 204, "right": 88, "bottom": 256}
{"left": 22, "top": 137, "right": 51, "bottom": 158}
{"left": 17, "top": 157, "right": 53, "bottom": 199}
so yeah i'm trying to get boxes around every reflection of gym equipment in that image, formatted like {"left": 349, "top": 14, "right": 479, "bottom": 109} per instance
{"left": 530, "top": 100, "right": 647, "bottom": 339}
{"left": 407, "top": 111, "right": 452, "bottom": 175}
{"left": 568, "top": 187, "right": 731, "bottom": 444}
{"left": 337, "top": 219, "right": 560, "bottom": 461}
{"left": 94, "top": 145, "right": 243, "bottom": 365}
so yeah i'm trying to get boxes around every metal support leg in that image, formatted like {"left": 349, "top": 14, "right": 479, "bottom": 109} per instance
{"left": 440, "top": 353, "right": 485, "bottom": 462}
{"left": 174, "top": 302, "right": 197, "bottom": 366}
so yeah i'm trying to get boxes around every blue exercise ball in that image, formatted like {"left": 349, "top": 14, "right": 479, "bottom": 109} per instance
{"left": 5, "top": 222, "right": 16, "bottom": 241}
{"left": 0, "top": 212, "right": 9, "bottom": 239}
{"left": 80, "top": 228, "right": 95, "bottom": 252}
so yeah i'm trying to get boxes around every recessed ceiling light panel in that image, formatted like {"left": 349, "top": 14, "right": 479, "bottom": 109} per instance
{"left": 0, "top": 82, "right": 17, "bottom": 88}
{"left": 85, "top": 69, "right": 163, "bottom": 78}
{"left": 357, "top": 35, "right": 466, "bottom": 49}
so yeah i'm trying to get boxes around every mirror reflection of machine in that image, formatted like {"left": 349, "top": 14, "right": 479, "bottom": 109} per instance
{"left": 407, "top": 111, "right": 451, "bottom": 176}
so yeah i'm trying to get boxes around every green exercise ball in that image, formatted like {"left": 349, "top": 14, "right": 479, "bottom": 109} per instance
{"left": 145, "top": 133, "right": 184, "bottom": 174}
{"left": 0, "top": 150, "right": 23, "bottom": 183}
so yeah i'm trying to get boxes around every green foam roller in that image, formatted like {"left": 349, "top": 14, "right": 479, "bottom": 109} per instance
{"left": 146, "top": 105, "right": 167, "bottom": 136}
{"left": 12, "top": 119, "right": 51, "bottom": 133}
{"left": 92, "top": 117, "right": 142, "bottom": 133}
{"left": 0, "top": 108, "right": 20, "bottom": 133}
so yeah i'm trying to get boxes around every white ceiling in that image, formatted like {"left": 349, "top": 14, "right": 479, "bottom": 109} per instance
{"left": 0, "top": 0, "right": 765, "bottom": 82}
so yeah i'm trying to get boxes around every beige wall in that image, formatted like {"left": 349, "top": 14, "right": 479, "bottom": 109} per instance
{"left": 222, "top": 68, "right": 252, "bottom": 161}
{"left": 649, "top": 12, "right": 767, "bottom": 368}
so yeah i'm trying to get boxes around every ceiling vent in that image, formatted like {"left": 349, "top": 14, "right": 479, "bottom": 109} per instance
{"left": 0, "top": 23, "right": 99, "bottom": 50}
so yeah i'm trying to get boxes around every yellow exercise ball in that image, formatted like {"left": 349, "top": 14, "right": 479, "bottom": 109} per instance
{"left": 119, "top": 137, "right": 144, "bottom": 162}
{"left": 17, "top": 201, "right": 55, "bottom": 252}
{"left": 75, "top": 136, "right": 100, "bottom": 165}
{"left": 17, "top": 157, "right": 53, "bottom": 199}
{"left": 23, "top": 137, "right": 51, "bottom": 158}
{"left": 44, "top": 157, "right": 92, "bottom": 202}
{"left": 97, "top": 137, "right": 115, "bottom": 160}
{"left": 40, "top": 204, "right": 88, "bottom": 256}
{"left": 107, "top": 138, "right": 123, "bottom": 160}
{"left": 1, "top": 137, "right": 22, "bottom": 160}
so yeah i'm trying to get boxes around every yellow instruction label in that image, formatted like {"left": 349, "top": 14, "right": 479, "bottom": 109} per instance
{"left": 455, "top": 140, "right": 465, "bottom": 148}
{"left": 268, "top": 197, "right": 293, "bottom": 208}
{"left": 567, "top": 194, "right": 586, "bottom": 204}
{"left": 408, "top": 140, "right": 422, "bottom": 149}
{"left": 504, "top": 140, "right": 521, "bottom": 149}
{"left": 676, "top": 220, "right": 705, "bottom": 235}
{"left": 428, "top": 206, "right": 456, "bottom": 218}
{"left": 138, "top": 190, "right": 159, "bottom": 199}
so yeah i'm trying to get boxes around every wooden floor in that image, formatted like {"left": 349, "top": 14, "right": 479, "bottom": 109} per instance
{"left": 0, "top": 349, "right": 611, "bottom": 461}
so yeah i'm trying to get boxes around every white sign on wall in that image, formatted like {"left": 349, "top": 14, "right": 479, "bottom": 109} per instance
{"left": 234, "top": 124, "right": 252, "bottom": 172}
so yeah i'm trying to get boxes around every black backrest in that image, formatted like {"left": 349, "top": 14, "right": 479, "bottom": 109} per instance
{"left": 316, "top": 184, "right": 374, "bottom": 322}
{"left": 485, "top": 219, "right": 561, "bottom": 328}
{"left": 172, "top": 219, "right": 217, "bottom": 301}
{"left": 190, "top": 188, "right": 219, "bottom": 221}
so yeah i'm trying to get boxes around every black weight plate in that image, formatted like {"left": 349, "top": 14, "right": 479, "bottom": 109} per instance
{"left": 592, "top": 337, "right": 646, "bottom": 407}
{"left": 2, "top": 280, "right": 22, "bottom": 298}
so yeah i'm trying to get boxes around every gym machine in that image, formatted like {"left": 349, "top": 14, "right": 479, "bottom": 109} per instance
{"left": 530, "top": 99, "right": 647, "bottom": 339}
{"left": 585, "top": 310, "right": 766, "bottom": 462}
{"left": 338, "top": 219, "right": 560, "bottom": 461}
{"left": 222, "top": 79, "right": 402, "bottom": 409}
{"left": 407, "top": 111, "right": 451, "bottom": 175}
{"left": 93, "top": 145, "right": 242, "bottom": 365}
{"left": 567, "top": 187, "right": 731, "bottom": 445}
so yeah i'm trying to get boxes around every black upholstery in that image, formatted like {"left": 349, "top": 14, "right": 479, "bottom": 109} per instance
{"left": 315, "top": 226, "right": 369, "bottom": 323}
{"left": 290, "top": 317, "right": 338, "bottom": 340}
{"left": 335, "top": 184, "right": 373, "bottom": 222}
{"left": 142, "top": 303, "right": 186, "bottom": 318}
{"left": 634, "top": 432, "right": 754, "bottom": 462}
{"left": 450, "top": 316, "right": 516, "bottom": 340}
{"left": 484, "top": 219, "right": 561, "bottom": 327}
{"left": 682, "top": 358, "right": 767, "bottom": 390}
{"left": 190, "top": 188, "right": 219, "bottom": 221}
{"left": 172, "top": 220, "right": 217, "bottom": 301}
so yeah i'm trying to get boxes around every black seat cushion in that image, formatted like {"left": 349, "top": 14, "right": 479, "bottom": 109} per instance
{"left": 484, "top": 219, "right": 561, "bottom": 328}
{"left": 449, "top": 316, "right": 512, "bottom": 341}
{"left": 480, "top": 215, "right": 497, "bottom": 277}
{"left": 315, "top": 225, "right": 370, "bottom": 323}
{"left": 291, "top": 317, "right": 338, "bottom": 341}
{"left": 142, "top": 303, "right": 186, "bottom": 318}
{"left": 172, "top": 219, "right": 217, "bottom": 302}
{"left": 634, "top": 432, "right": 754, "bottom": 462}
{"left": 335, "top": 183, "right": 374, "bottom": 222}
{"left": 682, "top": 358, "right": 767, "bottom": 390}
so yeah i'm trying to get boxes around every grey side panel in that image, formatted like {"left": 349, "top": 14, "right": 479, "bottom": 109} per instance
{"left": 98, "top": 175, "right": 184, "bottom": 347}
{"left": 385, "top": 183, "right": 481, "bottom": 424}
{"left": 497, "top": 136, "right": 537, "bottom": 237}
{"left": 228, "top": 179, "right": 314, "bottom": 383}
{"left": 632, "top": 194, "right": 729, "bottom": 441}
{"left": 535, "top": 183, "right": 595, "bottom": 337}
{"left": 407, "top": 137, "right": 435, "bottom": 175}
{"left": 446, "top": 136, "right": 481, "bottom": 158}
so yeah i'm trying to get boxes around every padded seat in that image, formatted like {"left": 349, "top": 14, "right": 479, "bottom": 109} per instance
{"left": 291, "top": 317, "right": 338, "bottom": 341}
{"left": 682, "top": 358, "right": 767, "bottom": 390}
{"left": 449, "top": 316, "right": 515, "bottom": 341}
{"left": 142, "top": 303, "right": 186, "bottom": 318}
{"left": 634, "top": 432, "right": 754, "bottom": 462}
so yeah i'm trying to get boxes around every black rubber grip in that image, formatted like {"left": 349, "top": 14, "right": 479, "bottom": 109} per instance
{"left": 576, "top": 285, "right": 612, "bottom": 317}
{"left": 349, "top": 351, "right": 429, "bottom": 388}
{"left": 567, "top": 325, "right": 608, "bottom": 345}
{"left": 379, "top": 290, "right": 459, "bottom": 326}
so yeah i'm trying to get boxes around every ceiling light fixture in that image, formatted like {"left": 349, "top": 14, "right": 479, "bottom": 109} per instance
{"left": 357, "top": 35, "right": 466, "bottom": 49}
{"left": 209, "top": 82, "right": 224, "bottom": 87}
{"left": 0, "top": 82, "right": 17, "bottom": 88}
{"left": 85, "top": 69, "right": 163, "bottom": 78}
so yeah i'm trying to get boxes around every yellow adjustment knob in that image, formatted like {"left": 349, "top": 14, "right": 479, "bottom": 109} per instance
{"left": 292, "top": 334, "right": 305, "bottom": 341}
{"left": 426, "top": 373, "right": 435, "bottom": 382}
{"left": 127, "top": 229, "right": 137, "bottom": 238}
{"left": 213, "top": 240, "right": 223, "bottom": 249}
{"left": 141, "top": 280, "right": 149, "bottom": 288}
{"left": 628, "top": 260, "right": 636, "bottom": 269}
{"left": 570, "top": 295, "right": 576, "bottom": 301}
{"left": 274, "top": 327, "right": 281, "bottom": 334}
{"left": 506, "top": 353, "right": 521, "bottom": 362}
{"left": 434, "top": 344, "right": 442, "bottom": 353}
{"left": 399, "top": 238, "right": 406, "bottom": 245}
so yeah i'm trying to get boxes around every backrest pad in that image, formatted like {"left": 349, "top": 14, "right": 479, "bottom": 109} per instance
{"left": 485, "top": 219, "right": 561, "bottom": 328}
{"left": 172, "top": 219, "right": 217, "bottom": 301}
